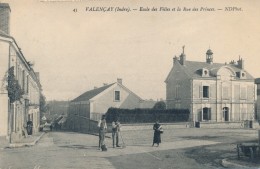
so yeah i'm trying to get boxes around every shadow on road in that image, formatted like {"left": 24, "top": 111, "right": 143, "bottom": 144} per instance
{"left": 59, "top": 144, "right": 97, "bottom": 150}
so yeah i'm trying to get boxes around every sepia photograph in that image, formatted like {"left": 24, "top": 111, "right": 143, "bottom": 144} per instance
{"left": 0, "top": 0, "right": 260, "bottom": 168}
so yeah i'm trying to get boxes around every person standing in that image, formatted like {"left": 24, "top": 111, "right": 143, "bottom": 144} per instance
{"left": 98, "top": 115, "right": 107, "bottom": 149}
{"left": 152, "top": 120, "right": 162, "bottom": 147}
{"left": 112, "top": 119, "right": 121, "bottom": 148}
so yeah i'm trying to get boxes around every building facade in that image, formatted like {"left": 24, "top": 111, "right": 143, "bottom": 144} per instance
{"left": 255, "top": 78, "right": 260, "bottom": 121}
{"left": 0, "top": 3, "right": 41, "bottom": 141}
{"left": 165, "top": 47, "right": 256, "bottom": 124}
{"left": 69, "top": 78, "right": 145, "bottom": 121}
{"left": 67, "top": 78, "right": 155, "bottom": 132}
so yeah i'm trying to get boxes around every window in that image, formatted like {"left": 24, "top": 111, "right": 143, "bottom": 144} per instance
{"left": 203, "top": 86, "right": 209, "bottom": 98}
{"left": 203, "top": 107, "right": 211, "bottom": 121}
{"left": 204, "top": 70, "right": 208, "bottom": 75}
{"left": 114, "top": 91, "right": 120, "bottom": 101}
{"left": 257, "top": 89, "right": 260, "bottom": 96}
{"left": 22, "top": 70, "right": 25, "bottom": 91}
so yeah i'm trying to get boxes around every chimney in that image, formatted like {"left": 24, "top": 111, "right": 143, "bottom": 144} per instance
{"left": 173, "top": 55, "right": 179, "bottom": 64}
{"left": 237, "top": 56, "right": 244, "bottom": 69}
{"left": 117, "top": 78, "right": 122, "bottom": 85}
{"left": 0, "top": 3, "right": 11, "bottom": 35}
{"left": 179, "top": 45, "right": 186, "bottom": 65}
{"left": 229, "top": 60, "right": 236, "bottom": 64}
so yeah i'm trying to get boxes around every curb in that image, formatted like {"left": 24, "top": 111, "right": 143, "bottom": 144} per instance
{"left": 7, "top": 132, "right": 45, "bottom": 148}
{"left": 221, "top": 158, "right": 260, "bottom": 169}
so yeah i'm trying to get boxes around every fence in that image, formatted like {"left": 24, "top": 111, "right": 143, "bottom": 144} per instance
{"left": 64, "top": 115, "right": 99, "bottom": 133}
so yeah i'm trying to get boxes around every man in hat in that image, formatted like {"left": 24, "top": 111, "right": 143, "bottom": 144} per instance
{"left": 111, "top": 118, "right": 121, "bottom": 148}
{"left": 98, "top": 115, "right": 107, "bottom": 149}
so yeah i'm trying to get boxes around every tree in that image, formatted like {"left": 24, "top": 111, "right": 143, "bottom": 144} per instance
{"left": 40, "top": 93, "right": 48, "bottom": 118}
{"left": 7, "top": 66, "right": 24, "bottom": 103}
{"left": 153, "top": 101, "right": 166, "bottom": 110}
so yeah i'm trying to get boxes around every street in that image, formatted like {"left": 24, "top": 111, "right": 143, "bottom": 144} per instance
{"left": 0, "top": 128, "right": 259, "bottom": 169}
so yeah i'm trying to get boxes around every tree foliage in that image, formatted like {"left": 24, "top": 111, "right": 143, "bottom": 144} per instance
{"left": 7, "top": 66, "right": 24, "bottom": 103}
{"left": 40, "top": 93, "right": 48, "bottom": 117}
{"left": 153, "top": 101, "right": 166, "bottom": 110}
{"left": 105, "top": 108, "right": 190, "bottom": 123}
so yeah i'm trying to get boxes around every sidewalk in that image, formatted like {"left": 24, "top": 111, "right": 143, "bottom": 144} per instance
{"left": 0, "top": 136, "right": 9, "bottom": 150}
{"left": 0, "top": 132, "right": 45, "bottom": 149}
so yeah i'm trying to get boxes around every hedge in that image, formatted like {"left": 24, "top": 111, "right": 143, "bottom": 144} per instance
{"left": 105, "top": 108, "right": 190, "bottom": 123}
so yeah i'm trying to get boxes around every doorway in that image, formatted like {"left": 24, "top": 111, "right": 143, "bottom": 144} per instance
{"left": 223, "top": 107, "right": 229, "bottom": 121}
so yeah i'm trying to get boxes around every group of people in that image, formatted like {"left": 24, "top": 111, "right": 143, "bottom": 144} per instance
{"left": 97, "top": 115, "right": 163, "bottom": 150}
{"left": 98, "top": 115, "right": 121, "bottom": 150}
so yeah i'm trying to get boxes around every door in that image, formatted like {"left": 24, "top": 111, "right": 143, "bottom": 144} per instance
{"left": 223, "top": 107, "right": 229, "bottom": 121}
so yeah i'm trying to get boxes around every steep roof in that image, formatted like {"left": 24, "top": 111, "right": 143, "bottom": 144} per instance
{"left": 172, "top": 60, "right": 254, "bottom": 80}
{"left": 184, "top": 61, "right": 223, "bottom": 78}
{"left": 71, "top": 83, "right": 115, "bottom": 102}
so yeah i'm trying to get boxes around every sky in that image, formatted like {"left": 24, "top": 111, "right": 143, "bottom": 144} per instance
{"left": 2, "top": 0, "right": 260, "bottom": 101}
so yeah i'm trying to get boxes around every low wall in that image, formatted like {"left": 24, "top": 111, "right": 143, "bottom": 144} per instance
{"left": 198, "top": 121, "right": 260, "bottom": 129}
{"left": 116, "top": 122, "right": 191, "bottom": 131}
{"left": 198, "top": 121, "right": 244, "bottom": 129}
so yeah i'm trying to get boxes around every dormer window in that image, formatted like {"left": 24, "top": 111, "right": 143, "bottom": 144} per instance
{"left": 204, "top": 70, "right": 208, "bottom": 75}
{"left": 236, "top": 71, "right": 246, "bottom": 79}
{"left": 202, "top": 68, "right": 209, "bottom": 77}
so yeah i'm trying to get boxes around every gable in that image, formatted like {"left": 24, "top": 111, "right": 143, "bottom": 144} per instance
{"left": 217, "top": 66, "right": 236, "bottom": 77}
{"left": 92, "top": 82, "right": 143, "bottom": 101}
{"left": 71, "top": 83, "right": 115, "bottom": 102}
{"left": 165, "top": 61, "right": 190, "bottom": 83}
{"left": 212, "top": 66, "right": 236, "bottom": 80}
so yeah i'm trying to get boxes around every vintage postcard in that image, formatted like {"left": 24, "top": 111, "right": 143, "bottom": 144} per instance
{"left": 0, "top": 0, "right": 260, "bottom": 168}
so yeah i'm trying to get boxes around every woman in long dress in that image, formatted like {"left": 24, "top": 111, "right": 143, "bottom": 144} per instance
{"left": 152, "top": 120, "right": 162, "bottom": 147}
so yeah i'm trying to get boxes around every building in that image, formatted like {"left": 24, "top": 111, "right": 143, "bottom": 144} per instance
{"left": 0, "top": 3, "right": 42, "bottom": 141}
{"left": 67, "top": 78, "right": 153, "bottom": 131}
{"left": 165, "top": 46, "right": 256, "bottom": 124}
{"left": 255, "top": 78, "right": 260, "bottom": 121}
